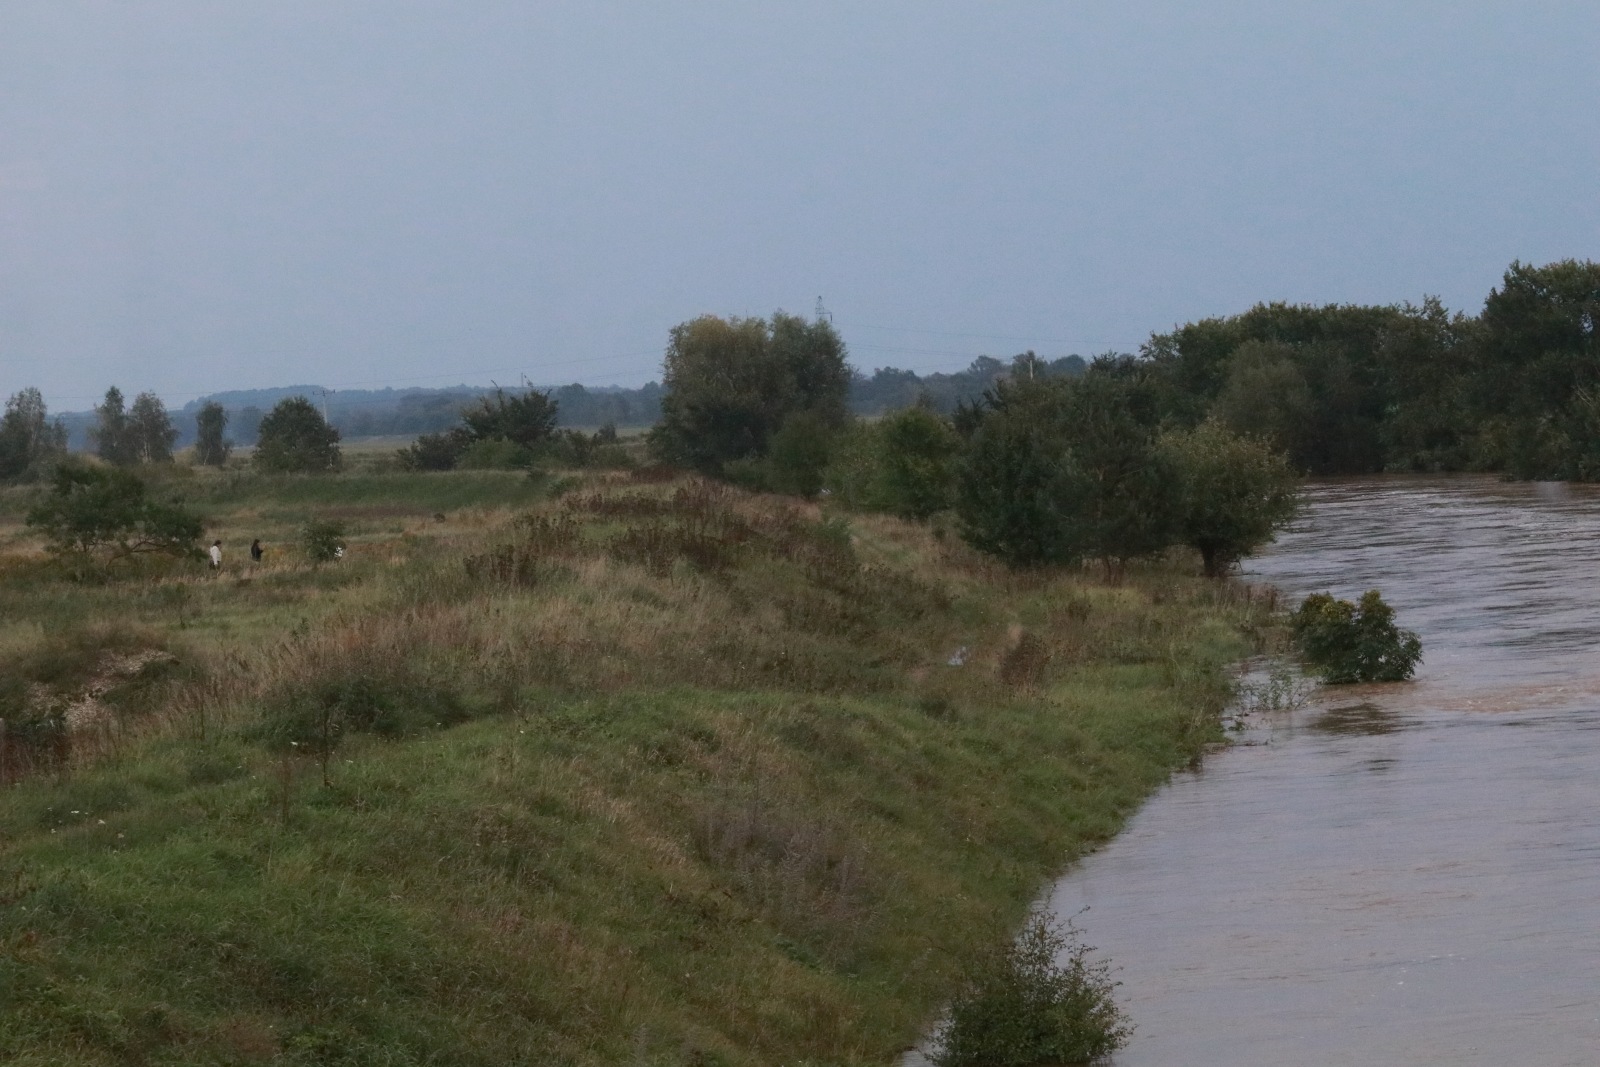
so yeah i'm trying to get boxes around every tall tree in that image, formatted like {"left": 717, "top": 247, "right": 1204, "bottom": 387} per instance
{"left": 1158, "top": 420, "right": 1301, "bottom": 577}
{"left": 194, "top": 401, "right": 231, "bottom": 466}
{"left": 650, "top": 311, "right": 851, "bottom": 472}
{"left": 0, "top": 388, "right": 67, "bottom": 483}
{"left": 128, "top": 392, "right": 179, "bottom": 464}
{"left": 955, "top": 371, "right": 1175, "bottom": 571}
{"left": 253, "top": 396, "right": 342, "bottom": 473}
{"left": 1474, "top": 259, "right": 1600, "bottom": 479}
{"left": 92, "top": 386, "right": 139, "bottom": 466}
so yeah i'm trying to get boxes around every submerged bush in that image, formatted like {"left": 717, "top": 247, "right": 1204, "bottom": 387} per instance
{"left": 1291, "top": 589, "right": 1422, "bottom": 683}
{"left": 933, "top": 910, "right": 1130, "bottom": 1067}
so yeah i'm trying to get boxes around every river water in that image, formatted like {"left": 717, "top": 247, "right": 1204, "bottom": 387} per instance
{"left": 1037, "top": 476, "right": 1600, "bottom": 1065}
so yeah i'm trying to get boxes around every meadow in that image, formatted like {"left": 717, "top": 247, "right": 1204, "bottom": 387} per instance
{"left": 0, "top": 454, "right": 1276, "bottom": 1066}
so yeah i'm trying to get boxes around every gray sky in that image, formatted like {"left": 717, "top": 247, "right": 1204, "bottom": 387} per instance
{"left": 3, "top": 2, "right": 1598, "bottom": 411}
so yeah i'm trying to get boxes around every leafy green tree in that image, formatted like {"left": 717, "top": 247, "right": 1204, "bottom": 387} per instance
{"left": 650, "top": 311, "right": 851, "bottom": 473}
{"left": 194, "top": 401, "right": 231, "bottom": 466}
{"left": 397, "top": 388, "right": 558, "bottom": 470}
{"left": 956, "top": 371, "right": 1177, "bottom": 571}
{"left": 1159, "top": 420, "right": 1301, "bottom": 577}
{"left": 25, "top": 460, "right": 202, "bottom": 571}
{"left": 92, "top": 386, "right": 139, "bottom": 466}
{"left": 1292, "top": 590, "right": 1422, "bottom": 683}
{"left": 461, "top": 387, "right": 559, "bottom": 451}
{"left": 955, "top": 384, "right": 1092, "bottom": 568}
{"left": 1473, "top": 259, "right": 1600, "bottom": 479}
{"left": 0, "top": 388, "right": 67, "bottom": 483}
{"left": 1210, "top": 340, "right": 1314, "bottom": 464}
{"left": 1376, "top": 298, "right": 1479, "bottom": 472}
{"left": 129, "top": 391, "right": 178, "bottom": 464}
{"left": 253, "top": 396, "right": 342, "bottom": 473}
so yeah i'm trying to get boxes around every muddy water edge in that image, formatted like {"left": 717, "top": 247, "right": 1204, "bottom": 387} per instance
{"left": 1027, "top": 476, "right": 1600, "bottom": 1065}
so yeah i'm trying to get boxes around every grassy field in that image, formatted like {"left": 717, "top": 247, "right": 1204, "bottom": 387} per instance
{"left": 0, "top": 463, "right": 1275, "bottom": 1066}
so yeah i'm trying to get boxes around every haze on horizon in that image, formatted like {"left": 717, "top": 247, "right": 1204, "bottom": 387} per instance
{"left": 2, "top": 2, "right": 1597, "bottom": 413}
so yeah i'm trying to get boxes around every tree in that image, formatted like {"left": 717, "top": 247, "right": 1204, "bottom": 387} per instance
{"left": 955, "top": 381, "right": 1095, "bottom": 568}
{"left": 395, "top": 387, "right": 559, "bottom": 471}
{"left": 0, "top": 388, "right": 67, "bottom": 483}
{"left": 461, "top": 387, "right": 560, "bottom": 451}
{"left": 956, "top": 373, "right": 1177, "bottom": 571}
{"left": 253, "top": 397, "right": 342, "bottom": 473}
{"left": 1158, "top": 420, "right": 1301, "bottom": 577}
{"left": 1210, "top": 340, "right": 1315, "bottom": 465}
{"left": 128, "top": 391, "right": 178, "bottom": 464}
{"left": 25, "top": 460, "right": 202, "bottom": 571}
{"left": 649, "top": 311, "right": 851, "bottom": 473}
{"left": 1473, "top": 259, "right": 1600, "bottom": 479}
{"left": 92, "top": 386, "right": 139, "bottom": 466}
{"left": 194, "top": 401, "right": 231, "bottom": 466}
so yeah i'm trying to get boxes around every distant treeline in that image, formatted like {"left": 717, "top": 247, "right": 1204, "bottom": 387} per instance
{"left": 50, "top": 358, "right": 1089, "bottom": 449}
{"left": 1134, "top": 259, "right": 1600, "bottom": 480}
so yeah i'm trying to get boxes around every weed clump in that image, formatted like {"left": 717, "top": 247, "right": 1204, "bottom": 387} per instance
{"left": 933, "top": 910, "right": 1130, "bottom": 1067}
{"left": 1291, "top": 589, "right": 1422, "bottom": 683}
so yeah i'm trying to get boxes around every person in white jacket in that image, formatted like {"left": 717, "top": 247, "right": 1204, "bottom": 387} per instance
{"left": 209, "top": 540, "right": 222, "bottom": 570}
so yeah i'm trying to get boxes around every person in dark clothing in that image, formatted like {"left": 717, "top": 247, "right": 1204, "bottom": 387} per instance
{"left": 250, "top": 538, "right": 264, "bottom": 563}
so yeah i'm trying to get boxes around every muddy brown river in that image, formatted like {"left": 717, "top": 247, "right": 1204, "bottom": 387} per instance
{"left": 1038, "top": 476, "right": 1600, "bottom": 1065}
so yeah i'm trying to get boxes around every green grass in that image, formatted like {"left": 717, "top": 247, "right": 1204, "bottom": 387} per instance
{"left": 0, "top": 467, "right": 1271, "bottom": 1066}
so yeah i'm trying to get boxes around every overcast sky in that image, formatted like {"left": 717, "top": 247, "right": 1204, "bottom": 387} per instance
{"left": 3, "top": 2, "right": 1598, "bottom": 411}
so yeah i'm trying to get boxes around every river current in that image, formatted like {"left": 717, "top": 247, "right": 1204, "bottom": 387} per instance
{"left": 1044, "top": 476, "right": 1600, "bottom": 1065}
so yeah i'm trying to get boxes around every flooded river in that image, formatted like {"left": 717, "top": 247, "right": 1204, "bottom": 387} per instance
{"left": 901, "top": 477, "right": 1600, "bottom": 1065}
{"left": 1040, "top": 477, "right": 1600, "bottom": 1065}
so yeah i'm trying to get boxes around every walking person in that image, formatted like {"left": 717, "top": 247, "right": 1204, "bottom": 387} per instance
{"left": 209, "top": 540, "right": 222, "bottom": 571}
{"left": 250, "top": 538, "right": 263, "bottom": 563}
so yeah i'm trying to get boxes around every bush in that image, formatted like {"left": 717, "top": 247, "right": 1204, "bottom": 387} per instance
{"left": 299, "top": 519, "right": 347, "bottom": 563}
{"left": 456, "top": 437, "right": 533, "bottom": 470}
{"left": 933, "top": 910, "right": 1130, "bottom": 1067}
{"left": 825, "top": 407, "right": 959, "bottom": 519}
{"left": 1291, "top": 589, "right": 1422, "bottom": 683}
{"left": 25, "top": 460, "right": 202, "bottom": 573}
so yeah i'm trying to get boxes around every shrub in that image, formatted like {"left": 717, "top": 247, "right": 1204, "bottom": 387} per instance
{"left": 456, "top": 437, "right": 533, "bottom": 470}
{"left": 1291, "top": 589, "right": 1422, "bottom": 683}
{"left": 825, "top": 408, "right": 959, "bottom": 519}
{"left": 933, "top": 910, "right": 1131, "bottom": 1067}
{"left": 299, "top": 519, "right": 347, "bottom": 563}
{"left": 25, "top": 460, "right": 203, "bottom": 573}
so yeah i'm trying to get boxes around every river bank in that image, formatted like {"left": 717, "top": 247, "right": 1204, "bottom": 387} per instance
{"left": 0, "top": 469, "right": 1269, "bottom": 1065}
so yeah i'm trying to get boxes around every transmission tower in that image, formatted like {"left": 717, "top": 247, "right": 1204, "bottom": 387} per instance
{"left": 815, "top": 296, "right": 832, "bottom": 324}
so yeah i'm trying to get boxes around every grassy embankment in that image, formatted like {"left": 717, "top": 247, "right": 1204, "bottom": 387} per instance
{"left": 0, "top": 461, "right": 1274, "bottom": 1066}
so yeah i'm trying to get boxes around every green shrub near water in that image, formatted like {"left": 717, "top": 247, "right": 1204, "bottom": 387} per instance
{"left": 933, "top": 910, "right": 1131, "bottom": 1067}
{"left": 1291, "top": 589, "right": 1422, "bottom": 683}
